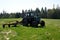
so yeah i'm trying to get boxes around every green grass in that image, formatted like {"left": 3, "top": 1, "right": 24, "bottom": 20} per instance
{"left": 0, "top": 18, "right": 60, "bottom": 40}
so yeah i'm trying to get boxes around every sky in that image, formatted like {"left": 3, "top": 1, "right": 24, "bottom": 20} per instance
{"left": 0, "top": 0, "right": 60, "bottom": 13}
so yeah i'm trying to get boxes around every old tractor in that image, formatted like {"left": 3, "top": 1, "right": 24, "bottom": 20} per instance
{"left": 21, "top": 12, "right": 45, "bottom": 27}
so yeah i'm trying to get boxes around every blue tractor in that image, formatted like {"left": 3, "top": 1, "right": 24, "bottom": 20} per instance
{"left": 21, "top": 12, "right": 45, "bottom": 27}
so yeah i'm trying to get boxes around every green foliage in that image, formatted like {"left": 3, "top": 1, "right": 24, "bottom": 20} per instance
{"left": 0, "top": 7, "right": 60, "bottom": 19}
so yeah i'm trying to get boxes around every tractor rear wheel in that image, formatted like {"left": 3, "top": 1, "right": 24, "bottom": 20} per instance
{"left": 22, "top": 19, "right": 28, "bottom": 26}
{"left": 23, "top": 21, "right": 28, "bottom": 26}
{"left": 31, "top": 21, "right": 38, "bottom": 27}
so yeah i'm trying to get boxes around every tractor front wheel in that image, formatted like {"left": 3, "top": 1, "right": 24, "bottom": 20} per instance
{"left": 40, "top": 20, "right": 45, "bottom": 27}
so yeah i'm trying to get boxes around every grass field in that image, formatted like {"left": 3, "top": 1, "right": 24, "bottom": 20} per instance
{"left": 0, "top": 18, "right": 60, "bottom": 40}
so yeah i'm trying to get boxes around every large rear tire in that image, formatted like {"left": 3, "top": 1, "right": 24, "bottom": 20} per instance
{"left": 31, "top": 21, "right": 38, "bottom": 27}
{"left": 22, "top": 19, "right": 28, "bottom": 26}
{"left": 23, "top": 21, "right": 28, "bottom": 26}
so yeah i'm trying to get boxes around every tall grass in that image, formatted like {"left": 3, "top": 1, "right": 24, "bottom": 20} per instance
{"left": 0, "top": 18, "right": 60, "bottom": 40}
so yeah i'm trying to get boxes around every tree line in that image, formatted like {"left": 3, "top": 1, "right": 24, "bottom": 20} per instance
{"left": 0, "top": 7, "right": 60, "bottom": 19}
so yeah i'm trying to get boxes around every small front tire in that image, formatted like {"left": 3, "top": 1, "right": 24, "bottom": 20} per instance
{"left": 40, "top": 20, "right": 45, "bottom": 27}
